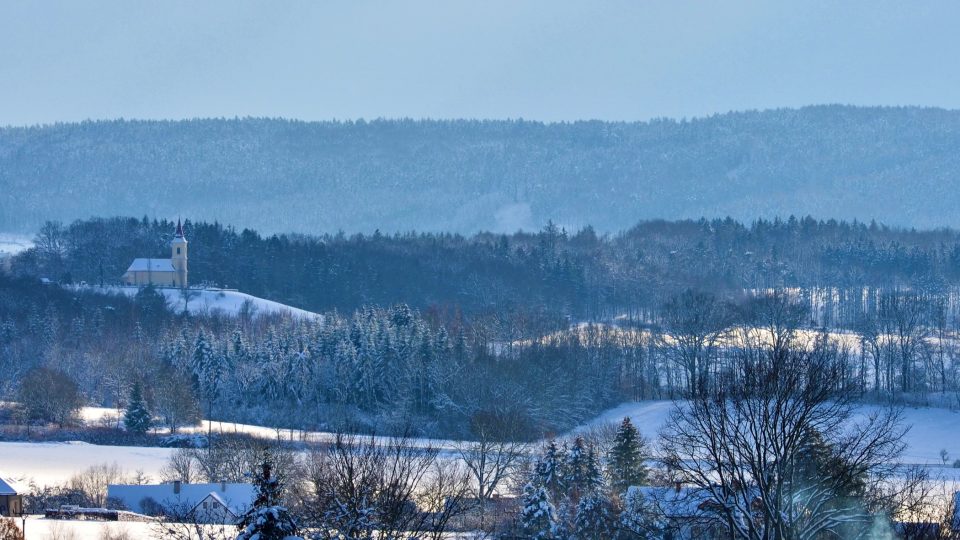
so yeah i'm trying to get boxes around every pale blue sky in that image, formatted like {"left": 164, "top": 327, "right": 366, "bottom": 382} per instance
{"left": 2, "top": 1, "right": 959, "bottom": 125}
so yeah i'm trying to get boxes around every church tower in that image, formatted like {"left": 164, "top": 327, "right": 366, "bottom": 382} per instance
{"left": 170, "top": 218, "right": 188, "bottom": 288}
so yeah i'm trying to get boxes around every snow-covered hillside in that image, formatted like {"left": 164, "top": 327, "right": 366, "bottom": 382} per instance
{"left": 84, "top": 285, "right": 321, "bottom": 320}
{"left": 575, "top": 400, "right": 960, "bottom": 465}
{"left": 0, "top": 233, "right": 32, "bottom": 257}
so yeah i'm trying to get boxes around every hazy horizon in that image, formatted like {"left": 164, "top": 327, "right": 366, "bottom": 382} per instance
{"left": 4, "top": 1, "right": 960, "bottom": 125}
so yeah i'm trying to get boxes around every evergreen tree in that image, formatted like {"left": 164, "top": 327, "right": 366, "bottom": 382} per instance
{"left": 123, "top": 381, "right": 151, "bottom": 434}
{"left": 534, "top": 440, "right": 567, "bottom": 501}
{"left": 237, "top": 453, "right": 300, "bottom": 540}
{"left": 571, "top": 493, "right": 614, "bottom": 540}
{"left": 583, "top": 446, "right": 605, "bottom": 495}
{"left": 519, "top": 482, "right": 557, "bottom": 540}
{"left": 191, "top": 329, "right": 222, "bottom": 425}
{"left": 564, "top": 436, "right": 591, "bottom": 500}
{"left": 607, "top": 417, "right": 648, "bottom": 494}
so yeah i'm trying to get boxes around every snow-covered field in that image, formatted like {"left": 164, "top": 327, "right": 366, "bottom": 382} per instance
{"left": 576, "top": 400, "right": 960, "bottom": 466}
{"left": 18, "top": 516, "right": 157, "bottom": 540}
{"left": 77, "top": 285, "right": 321, "bottom": 320}
{"left": 83, "top": 406, "right": 461, "bottom": 452}
{"left": 4, "top": 401, "right": 958, "bottom": 492}
{"left": 0, "top": 232, "right": 33, "bottom": 255}
{"left": 0, "top": 441, "right": 172, "bottom": 487}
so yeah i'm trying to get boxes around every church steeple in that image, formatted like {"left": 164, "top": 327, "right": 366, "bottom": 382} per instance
{"left": 170, "top": 218, "right": 188, "bottom": 288}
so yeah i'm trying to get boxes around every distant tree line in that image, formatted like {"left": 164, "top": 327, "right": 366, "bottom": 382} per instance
{"left": 6, "top": 107, "right": 960, "bottom": 234}
{"left": 13, "top": 215, "right": 960, "bottom": 323}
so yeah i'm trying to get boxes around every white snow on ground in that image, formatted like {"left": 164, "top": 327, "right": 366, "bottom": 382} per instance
{"left": 0, "top": 441, "right": 172, "bottom": 487}
{"left": 5, "top": 401, "right": 959, "bottom": 492}
{"left": 78, "top": 285, "right": 322, "bottom": 320}
{"left": 575, "top": 400, "right": 960, "bottom": 465}
{"left": 18, "top": 517, "right": 156, "bottom": 540}
{"left": 80, "top": 406, "right": 461, "bottom": 452}
{"left": 0, "top": 233, "right": 33, "bottom": 255}
{"left": 15, "top": 516, "right": 237, "bottom": 540}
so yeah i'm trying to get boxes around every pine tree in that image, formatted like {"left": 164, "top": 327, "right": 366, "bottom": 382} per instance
{"left": 607, "top": 417, "right": 648, "bottom": 494}
{"left": 237, "top": 453, "right": 300, "bottom": 540}
{"left": 583, "top": 446, "right": 605, "bottom": 495}
{"left": 191, "top": 329, "right": 221, "bottom": 429}
{"left": 519, "top": 482, "right": 557, "bottom": 540}
{"left": 564, "top": 436, "right": 590, "bottom": 500}
{"left": 571, "top": 493, "right": 614, "bottom": 540}
{"left": 123, "top": 382, "right": 151, "bottom": 434}
{"left": 535, "top": 440, "right": 567, "bottom": 501}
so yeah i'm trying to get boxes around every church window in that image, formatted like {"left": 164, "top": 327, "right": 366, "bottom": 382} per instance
{"left": 177, "top": 247, "right": 181, "bottom": 254}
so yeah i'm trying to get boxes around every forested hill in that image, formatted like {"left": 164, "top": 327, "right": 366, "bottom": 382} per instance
{"left": 3, "top": 106, "right": 960, "bottom": 234}
{"left": 13, "top": 216, "right": 960, "bottom": 323}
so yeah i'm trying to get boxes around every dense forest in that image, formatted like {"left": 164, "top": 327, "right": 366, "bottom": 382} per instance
{"left": 5, "top": 106, "right": 960, "bottom": 234}
{"left": 3, "top": 216, "right": 960, "bottom": 439}
{"left": 12, "top": 215, "right": 960, "bottom": 323}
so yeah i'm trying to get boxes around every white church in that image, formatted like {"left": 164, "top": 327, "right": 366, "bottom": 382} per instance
{"left": 122, "top": 219, "right": 189, "bottom": 288}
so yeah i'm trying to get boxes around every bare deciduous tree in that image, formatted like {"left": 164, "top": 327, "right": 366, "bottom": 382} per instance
{"left": 455, "top": 411, "right": 530, "bottom": 531}
{"left": 659, "top": 290, "right": 731, "bottom": 397}
{"left": 69, "top": 462, "right": 127, "bottom": 508}
{"left": 660, "top": 340, "right": 919, "bottom": 540}
{"left": 304, "top": 433, "right": 455, "bottom": 540}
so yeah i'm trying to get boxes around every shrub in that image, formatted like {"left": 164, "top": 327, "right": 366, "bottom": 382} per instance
{"left": 0, "top": 518, "right": 25, "bottom": 540}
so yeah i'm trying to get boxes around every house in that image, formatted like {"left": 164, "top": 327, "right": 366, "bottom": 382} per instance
{"left": 107, "top": 481, "right": 254, "bottom": 524}
{"left": 122, "top": 219, "right": 188, "bottom": 288}
{"left": 625, "top": 485, "right": 733, "bottom": 540}
{"left": 191, "top": 491, "right": 241, "bottom": 524}
{"left": 0, "top": 477, "right": 23, "bottom": 517}
{"left": 449, "top": 494, "right": 519, "bottom": 531}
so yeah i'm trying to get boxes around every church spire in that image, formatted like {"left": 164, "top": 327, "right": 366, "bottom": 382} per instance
{"left": 175, "top": 217, "right": 184, "bottom": 238}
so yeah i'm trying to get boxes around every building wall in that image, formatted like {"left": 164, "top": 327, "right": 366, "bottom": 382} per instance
{"left": 0, "top": 494, "right": 22, "bottom": 517}
{"left": 122, "top": 270, "right": 178, "bottom": 287}
{"left": 193, "top": 498, "right": 237, "bottom": 524}
{"left": 171, "top": 238, "right": 188, "bottom": 287}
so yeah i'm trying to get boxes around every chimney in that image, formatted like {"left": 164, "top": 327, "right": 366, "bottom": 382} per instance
{"left": 173, "top": 480, "right": 182, "bottom": 494}
{"left": 221, "top": 480, "right": 227, "bottom": 492}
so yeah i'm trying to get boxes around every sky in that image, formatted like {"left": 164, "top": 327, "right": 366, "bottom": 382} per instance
{"left": 2, "top": 1, "right": 960, "bottom": 125}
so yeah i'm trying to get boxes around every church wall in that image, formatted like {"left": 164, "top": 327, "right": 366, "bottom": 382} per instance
{"left": 123, "top": 270, "right": 177, "bottom": 287}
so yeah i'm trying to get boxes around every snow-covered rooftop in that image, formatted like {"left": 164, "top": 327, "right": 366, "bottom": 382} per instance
{"left": 0, "top": 477, "right": 22, "bottom": 495}
{"left": 108, "top": 482, "right": 254, "bottom": 516}
{"left": 125, "top": 258, "right": 176, "bottom": 273}
{"left": 630, "top": 485, "right": 714, "bottom": 518}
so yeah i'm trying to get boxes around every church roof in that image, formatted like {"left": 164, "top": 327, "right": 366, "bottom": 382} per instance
{"left": 171, "top": 219, "right": 188, "bottom": 245}
{"left": 126, "top": 258, "right": 176, "bottom": 273}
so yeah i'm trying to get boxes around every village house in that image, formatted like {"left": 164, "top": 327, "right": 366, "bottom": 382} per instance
{"left": 0, "top": 477, "right": 23, "bottom": 517}
{"left": 122, "top": 219, "right": 188, "bottom": 288}
{"left": 107, "top": 481, "right": 254, "bottom": 524}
